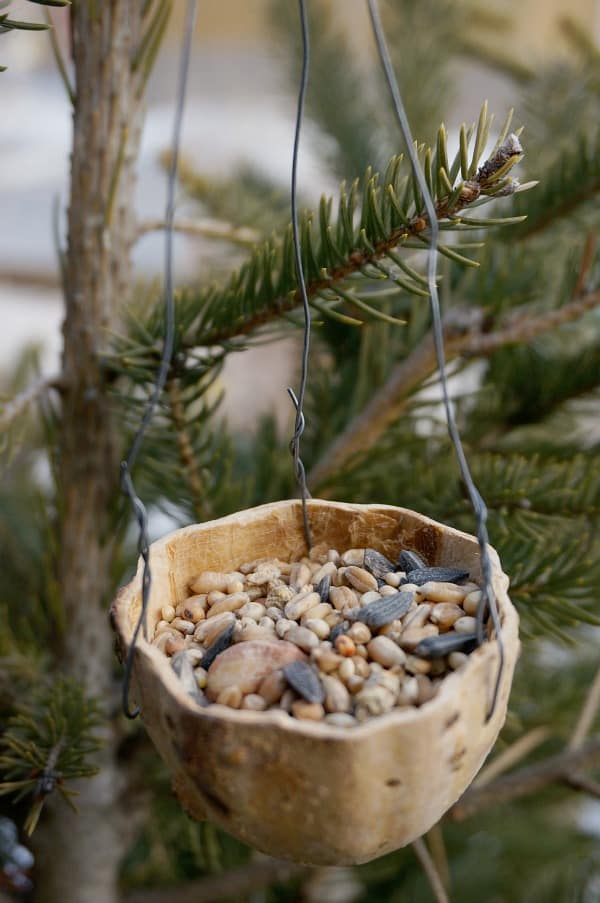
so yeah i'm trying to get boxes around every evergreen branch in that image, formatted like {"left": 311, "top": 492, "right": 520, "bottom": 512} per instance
{"left": 569, "top": 664, "right": 600, "bottom": 751}
{"left": 166, "top": 377, "right": 207, "bottom": 521}
{"left": 42, "top": 5, "right": 74, "bottom": 104}
{"left": 0, "top": 375, "right": 62, "bottom": 431}
{"left": 412, "top": 838, "right": 449, "bottom": 903}
{"left": 450, "top": 734, "right": 600, "bottom": 820}
{"left": 474, "top": 727, "right": 552, "bottom": 786}
{"left": 508, "top": 130, "right": 600, "bottom": 239}
{"left": 0, "top": 677, "right": 102, "bottom": 835}
{"left": 309, "top": 282, "right": 600, "bottom": 489}
{"left": 137, "top": 217, "right": 261, "bottom": 247}
{"left": 168, "top": 114, "right": 527, "bottom": 350}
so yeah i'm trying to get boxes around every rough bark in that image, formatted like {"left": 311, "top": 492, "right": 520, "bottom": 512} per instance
{"left": 32, "top": 4, "right": 144, "bottom": 902}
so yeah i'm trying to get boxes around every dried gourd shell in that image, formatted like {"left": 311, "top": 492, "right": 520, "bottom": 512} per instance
{"left": 111, "top": 499, "right": 519, "bottom": 866}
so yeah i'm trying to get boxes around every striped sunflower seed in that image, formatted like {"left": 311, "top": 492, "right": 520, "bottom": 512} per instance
{"left": 329, "top": 621, "right": 350, "bottom": 643}
{"left": 403, "top": 566, "right": 469, "bottom": 586}
{"left": 413, "top": 632, "right": 478, "bottom": 659}
{"left": 316, "top": 573, "right": 331, "bottom": 604}
{"left": 397, "top": 550, "right": 426, "bottom": 571}
{"left": 283, "top": 660, "right": 325, "bottom": 704}
{"left": 201, "top": 622, "right": 235, "bottom": 670}
{"left": 352, "top": 591, "right": 414, "bottom": 628}
{"left": 364, "top": 548, "right": 396, "bottom": 580}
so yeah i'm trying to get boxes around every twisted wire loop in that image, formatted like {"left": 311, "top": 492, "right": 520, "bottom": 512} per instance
{"left": 287, "top": 0, "right": 313, "bottom": 552}
{"left": 120, "top": 0, "right": 198, "bottom": 720}
{"left": 366, "top": 0, "right": 504, "bottom": 722}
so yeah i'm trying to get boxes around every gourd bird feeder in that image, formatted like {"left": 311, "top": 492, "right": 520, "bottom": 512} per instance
{"left": 112, "top": 499, "right": 519, "bottom": 865}
{"left": 112, "top": 0, "right": 520, "bottom": 868}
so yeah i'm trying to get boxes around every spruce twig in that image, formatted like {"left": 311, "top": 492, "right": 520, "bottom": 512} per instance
{"left": 309, "top": 284, "right": 600, "bottom": 489}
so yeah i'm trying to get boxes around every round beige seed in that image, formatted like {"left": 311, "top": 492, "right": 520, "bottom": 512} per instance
{"left": 161, "top": 604, "right": 176, "bottom": 622}
{"left": 352, "top": 656, "right": 371, "bottom": 678}
{"left": 380, "top": 584, "right": 400, "bottom": 596}
{"left": 154, "top": 620, "right": 173, "bottom": 635}
{"left": 346, "top": 674, "right": 365, "bottom": 694}
{"left": 397, "top": 677, "right": 419, "bottom": 706}
{"left": 403, "top": 603, "right": 432, "bottom": 629}
{"left": 416, "top": 674, "right": 436, "bottom": 705}
{"left": 340, "top": 548, "right": 365, "bottom": 567}
{"left": 304, "top": 618, "right": 330, "bottom": 639}
{"left": 258, "top": 669, "right": 287, "bottom": 705}
{"left": 237, "top": 601, "right": 266, "bottom": 621}
{"left": 448, "top": 651, "right": 469, "bottom": 670}
{"left": 285, "top": 625, "right": 319, "bottom": 652}
{"left": 325, "top": 712, "right": 357, "bottom": 727}
{"left": 285, "top": 591, "right": 320, "bottom": 621}
{"left": 368, "top": 636, "right": 407, "bottom": 668}
{"left": 420, "top": 581, "right": 469, "bottom": 605}
{"left": 329, "top": 586, "right": 356, "bottom": 611}
{"left": 347, "top": 622, "right": 372, "bottom": 644}
{"left": 385, "top": 572, "right": 402, "bottom": 587}
{"left": 226, "top": 577, "right": 244, "bottom": 595}
{"left": 429, "top": 602, "right": 465, "bottom": 630}
{"left": 193, "top": 611, "right": 235, "bottom": 644}
{"left": 195, "top": 667, "right": 208, "bottom": 689}
{"left": 165, "top": 634, "right": 186, "bottom": 656}
{"left": 207, "top": 592, "right": 249, "bottom": 618}
{"left": 171, "top": 617, "right": 195, "bottom": 635}
{"left": 177, "top": 601, "right": 206, "bottom": 623}
{"left": 454, "top": 616, "right": 477, "bottom": 634}
{"left": 344, "top": 566, "right": 378, "bottom": 594}
{"left": 301, "top": 602, "right": 332, "bottom": 624}
{"left": 321, "top": 674, "right": 351, "bottom": 713}
{"left": 291, "top": 701, "right": 325, "bottom": 721}
{"left": 312, "top": 648, "right": 343, "bottom": 674}
{"left": 275, "top": 618, "right": 295, "bottom": 639}
{"left": 324, "top": 610, "right": 343, "bottom": 628}
{"left": 360, "top": 590, "right": 382, "bottom": 605}
{"left": 462, "top": 590, "right": 482, "bottom": 616}
{"left": 241, "top": 693, "right": 268, "bottom": 711}
{"left": 311, "top": 561, "right": 338, "bottom": 585}
{"left": 338, "top": 658, "right": 355, "bottom": 682}
{"left": 258, "top": 616, "right": 276, "bottom": 631}
{"left": 190, "top": 571, "right": 229, "bottom": 595}
{"left": 216, "top": 685, "right": 242, "bottom": 708}
{"left": 335, "top": 635, "right": 356, "bottom": 657}
{"left": 404, "top": 654, "right": 432, "bottom": 675}
{"left": 400, "top": 625, "right": 439, "bottom": 651}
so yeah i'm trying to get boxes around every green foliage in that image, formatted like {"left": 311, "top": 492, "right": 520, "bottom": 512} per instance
{"left": 0, "top": 677, "right": 101, "bottom": 834}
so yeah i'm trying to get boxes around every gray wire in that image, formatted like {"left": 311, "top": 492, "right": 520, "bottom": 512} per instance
{"left": 366, "top": 0, "right": 504, "bottom": 722}
{"left": 121, "top": 0, "right": 198, "bottom": 720}
{"left": 287, "top": 0, "right": 312, "bottom": 550}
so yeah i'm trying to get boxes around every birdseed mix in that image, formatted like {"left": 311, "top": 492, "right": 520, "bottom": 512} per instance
{"left": 153, "top": 543, "right": 484, "bottom": 726}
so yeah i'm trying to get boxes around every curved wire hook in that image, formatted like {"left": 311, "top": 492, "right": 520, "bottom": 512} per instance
{"left": 121, "top": 0, "right": 198, "bottom": 719}
{"left": 366, "top": 0, "right": 504, "bottom": 722}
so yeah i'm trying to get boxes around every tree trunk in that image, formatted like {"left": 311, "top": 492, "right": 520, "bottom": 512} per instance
{"left": 33, "top": 4, "right": 144, "bottom": 902}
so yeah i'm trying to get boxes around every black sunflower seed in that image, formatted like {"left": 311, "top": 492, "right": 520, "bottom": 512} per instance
{"left": 402, "top": 566, "right": 469, "bottom": 586}
{"left": 413, "top": 633, "right": 478, "bottom": 659}
{"left": 283, "top": 661, "right": 324, "bottom": 704}
{"left": 364, "top": 548, "right": 396, "bottom": 580}
{"left": 316, "top": 573, "right": 331, "bottom": 604}
{"left": 354, "top": 591, "right": 414, "bottom": 628}
{"left": 201, "top": 622, "right": 235, "bottom": 670}
{"left": 397, "top": 550, "right": 426, "bottom": 572}
{"left": 330, "top": 621, "right": 350, "bottom": 643}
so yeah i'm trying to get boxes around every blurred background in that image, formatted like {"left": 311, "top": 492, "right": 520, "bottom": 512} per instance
{"left": 2, "top": 0, "right": 599, "bottom": 429}
{"left": 2, "top": 2, "right": 600, "bottom": 901}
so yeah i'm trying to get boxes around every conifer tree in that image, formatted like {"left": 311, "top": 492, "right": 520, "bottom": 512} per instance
{"left": 1, "top": 2, "right": 599, "bottom": 901}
